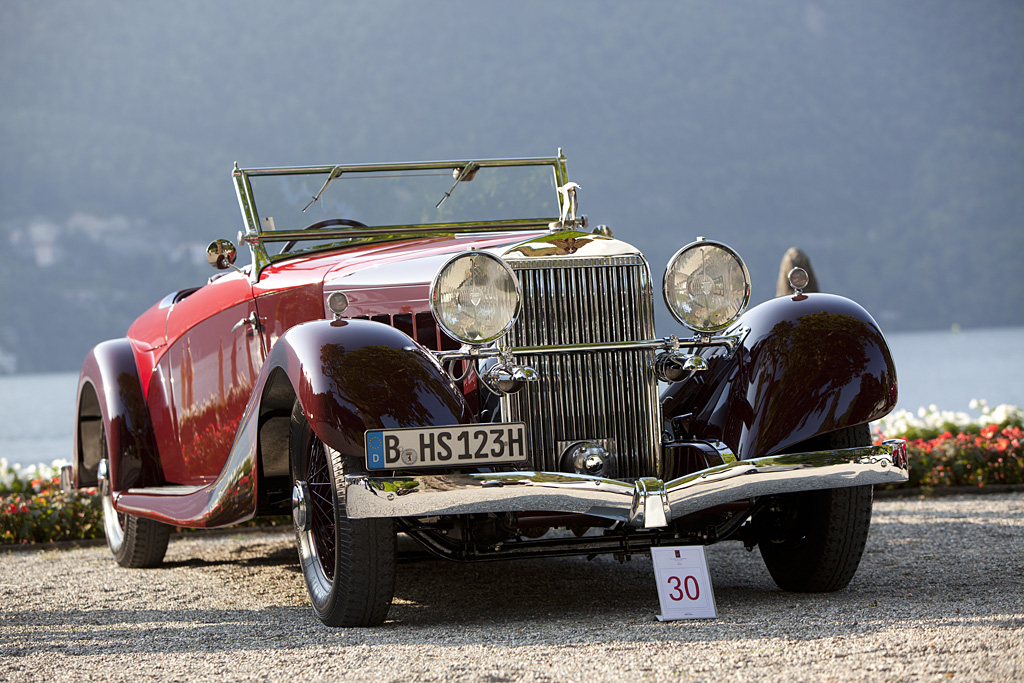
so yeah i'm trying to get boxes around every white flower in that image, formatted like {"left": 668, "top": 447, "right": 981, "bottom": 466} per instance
{"left": 874, "top": 400, "right": 1022, "bottom": 437}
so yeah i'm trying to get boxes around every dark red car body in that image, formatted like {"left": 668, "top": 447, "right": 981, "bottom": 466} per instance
{"left": 67, "top": 153, "right": 908, "bottom": 626}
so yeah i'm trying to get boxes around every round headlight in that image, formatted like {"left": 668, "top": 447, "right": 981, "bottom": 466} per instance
{"left": 664, "top": 239, "right": 750, "bottom": 332}
{"left": 430, "top": 251, "right": 521, "bottom": 345}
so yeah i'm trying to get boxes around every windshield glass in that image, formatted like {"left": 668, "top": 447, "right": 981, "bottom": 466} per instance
{"left": 245, "top": 163, "right": 560, "bottom": 235}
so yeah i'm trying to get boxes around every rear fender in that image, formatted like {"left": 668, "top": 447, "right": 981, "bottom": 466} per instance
{"left": 74, "top": 339, "right": 164, "bottom": 490}
{"left": 661, "top": 293, "right": 898, "bottom": 460}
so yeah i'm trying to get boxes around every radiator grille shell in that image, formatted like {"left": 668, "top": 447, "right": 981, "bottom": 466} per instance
{"left": 501, "top": 255, "right": 662, "bottom": 479}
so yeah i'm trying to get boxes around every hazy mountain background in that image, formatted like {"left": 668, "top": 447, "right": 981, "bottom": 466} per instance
{"left": 1, "top": 0, "right": 1021, "bottom": 373}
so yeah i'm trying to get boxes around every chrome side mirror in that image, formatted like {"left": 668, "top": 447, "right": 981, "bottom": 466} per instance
{"left": 206, "top": 239, "right": 238, "bottom": 270}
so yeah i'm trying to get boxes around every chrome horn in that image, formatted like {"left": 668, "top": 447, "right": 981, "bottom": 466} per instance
{"left": 481, "top": 361, "right": 538, "bottom": 396}
{"left": 654, "top": 336, "right": 708, "bottom": 382}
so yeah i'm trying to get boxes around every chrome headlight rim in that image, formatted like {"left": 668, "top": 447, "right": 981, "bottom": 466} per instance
{"left": 663, "top": 238, "right": 751, "bottom": 333}
{"left": 429, "top": 250, "right": 522, "bottom": 346}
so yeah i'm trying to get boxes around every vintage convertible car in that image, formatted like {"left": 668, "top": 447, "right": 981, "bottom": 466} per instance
{"left": 65, "top": 151, "right": 908, "bottom": 626}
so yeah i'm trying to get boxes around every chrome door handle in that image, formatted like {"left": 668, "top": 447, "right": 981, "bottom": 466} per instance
{"left": 231, "top": 312, "right": 262, "bottom": 333}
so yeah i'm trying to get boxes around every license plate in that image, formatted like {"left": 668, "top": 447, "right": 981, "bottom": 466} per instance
{"left": 365, "top": 423, "right": 528, "bottom": 471}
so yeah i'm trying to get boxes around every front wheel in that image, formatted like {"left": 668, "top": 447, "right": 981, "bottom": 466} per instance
{"left": 290, "top": 401, "right": 396, "bottom": 627}
{"left": 753, "top": 424, "right": 874, "bottom": 592}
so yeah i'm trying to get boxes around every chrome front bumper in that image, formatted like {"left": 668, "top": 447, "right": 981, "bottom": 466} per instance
{"left": 344, "top": 439, "right": 909, "bottom": 529}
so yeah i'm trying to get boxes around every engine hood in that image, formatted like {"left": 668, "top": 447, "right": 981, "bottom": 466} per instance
{"left": 323, "top": 230, "right": 646, "bottom": 317}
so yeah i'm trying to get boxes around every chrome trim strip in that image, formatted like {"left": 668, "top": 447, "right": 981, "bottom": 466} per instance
{"left": 232, "top": 162, "right": 267, "bottom": 282}
{"left": 345, "top": 440, "right": 909, "bottom": 529}
{"left": 257, "top": 219, "right": 560, "bottom": 243}
{"left": 505, "top": 254, "right": 647, "bottom": 268}
{"left": 238, "top": 156, "right": 565, "bottom": 177}
{"left": 120, "top": 484, "right": 207, "bottom": 496}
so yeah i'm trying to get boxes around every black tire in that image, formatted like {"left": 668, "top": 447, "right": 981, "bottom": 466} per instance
{"left": 754, "top": 424, "right": 874, "bottom": 592}
{"left": 99, "top": 427, "right": 170, "bottom": 568}
{"left": 290, "top": 401, "right": 396, "bottom": 627}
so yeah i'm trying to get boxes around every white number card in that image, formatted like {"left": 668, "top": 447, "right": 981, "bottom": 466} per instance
{"left": 651, "top": 546, "right": 718, "bottom": 620}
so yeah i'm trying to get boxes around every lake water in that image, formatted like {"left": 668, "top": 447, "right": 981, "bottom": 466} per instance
{"left": 1, "top": 326, "right": 1021, "bottom": 469}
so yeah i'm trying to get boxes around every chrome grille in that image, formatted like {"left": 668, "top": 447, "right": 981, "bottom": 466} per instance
{"left": 501, "top": 256, "right": 662, "bottom": 479}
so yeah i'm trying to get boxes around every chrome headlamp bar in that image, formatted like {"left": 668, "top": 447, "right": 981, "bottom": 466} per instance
{"left": 434, "top": 326, "right": 750, "bottom": 385}
{"left": 435, "top": 326, "right": 749, "bottom": 364}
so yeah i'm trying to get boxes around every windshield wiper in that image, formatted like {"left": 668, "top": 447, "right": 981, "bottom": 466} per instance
{"left": 302, "top": 166, "right": 343, "bottom": 212}
{"left": 435, "top": 162, "right": 479, "bottom": 209}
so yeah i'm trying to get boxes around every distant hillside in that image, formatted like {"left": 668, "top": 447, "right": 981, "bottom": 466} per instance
{"left": 1, "top": 1, "right": 1021, "bottom": 372}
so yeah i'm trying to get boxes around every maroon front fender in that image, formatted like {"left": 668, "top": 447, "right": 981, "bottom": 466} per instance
{"left": 271, "top": 318, "right": 474, "bottom": 458}
{"left": 115, "top": 318, "right": 472, "bottom": 528}
{"left": 662, "top": 293, "right": 898, "bottom": 460}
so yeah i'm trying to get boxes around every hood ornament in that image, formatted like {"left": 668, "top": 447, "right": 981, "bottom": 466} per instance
{"left": 555, "top": 182, "right": 581, "bottom": 228}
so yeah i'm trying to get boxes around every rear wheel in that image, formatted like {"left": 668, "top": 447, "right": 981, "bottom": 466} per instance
{"left": 754, "top": 424, "right": 874, "bottom": 592}
{"left": 98, "top": 428, "right": 170, "bottom": 568}
{"left": 290, "top": 401, "right": 396, "bottom": 627}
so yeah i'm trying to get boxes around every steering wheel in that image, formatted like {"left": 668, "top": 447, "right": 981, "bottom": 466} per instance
{"left": 280, "top": 218, "right": 369, "bottom": 253}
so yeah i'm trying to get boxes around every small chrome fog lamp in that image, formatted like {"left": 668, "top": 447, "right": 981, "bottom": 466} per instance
{"left": 430, "top": 251, "right": 521, "bottom": 345}
{"left": 664, "top": 239, "right": 751, "bottom": 332}
{"left": 561, "top": 441, "right": 615, "bottom": 478}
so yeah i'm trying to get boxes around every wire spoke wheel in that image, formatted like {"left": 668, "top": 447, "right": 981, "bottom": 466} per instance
{"left": 306, "top": 438, "right": 337, "bottom": 582}
{"left": 290, "top": 400, "right": 397, "bottom": 626}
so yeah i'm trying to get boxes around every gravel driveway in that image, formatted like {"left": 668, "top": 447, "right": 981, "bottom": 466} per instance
{"left": 2, "top": 493, "right": 1022, "bottom": 682}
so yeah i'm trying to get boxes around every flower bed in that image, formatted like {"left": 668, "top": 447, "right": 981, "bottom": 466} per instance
{"left": 873, "top": 401, "right": 1024, "bottom": 490}
{"left": 1, "top": 458, "right": 290, "bottom": 546}
{"left": 3, "top": 402, "right": 1023, "bottom": 545}
{"left": 1, "top": 459, "right": 102, "bottom": 545}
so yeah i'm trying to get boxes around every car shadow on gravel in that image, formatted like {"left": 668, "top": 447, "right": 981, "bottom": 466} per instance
{"left": 5, "top": 496, "right": 1021, "bottom": 657}
{"left": 389, "top": 549, "right": 838, "bottom": 632}
{"left": 0, "top": 606, "right": 320, "bottom": 658}
{"left": 158, "top": 544, "right": 300, "bottom": 571}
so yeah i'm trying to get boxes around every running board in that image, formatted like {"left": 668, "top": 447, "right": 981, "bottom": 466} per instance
{"left": 113, "top": 482, "right": 256, "bottom": 529}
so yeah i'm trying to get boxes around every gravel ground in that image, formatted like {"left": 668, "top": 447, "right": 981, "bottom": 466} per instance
{"left": 2, "top": 493, "right": 1022, "bottom": 682}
